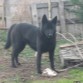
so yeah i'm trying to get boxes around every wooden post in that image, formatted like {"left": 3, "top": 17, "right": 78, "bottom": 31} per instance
{"left": 48, "top": 0, "right": 52, "bottom": 20}
{"left": 6, "top": 0, "right": 12, "bottom": 29}
{"left": 2, "top": 0, "right": 5, "bottom": 28}
{"left": 31, "top": 4, "right": 39, "bottom": 27}
{"left": 59, "top": 0, "right": 66, "bottom": 33}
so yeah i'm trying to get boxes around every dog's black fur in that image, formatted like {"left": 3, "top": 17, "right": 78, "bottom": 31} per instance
{"left": 5, "top": 15, "right": 57, "bottom": 74}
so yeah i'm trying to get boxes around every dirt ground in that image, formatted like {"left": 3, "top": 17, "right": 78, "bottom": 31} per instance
{"left": 0, "top": 41, "right": 70, "bottom": 82}
{"left": 0, "top": 53, "right": 70, "bottom": 82}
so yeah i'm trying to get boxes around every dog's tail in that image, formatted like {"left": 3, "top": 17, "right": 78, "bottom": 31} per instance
{"left": 4, "top": 24, "right": 16, "bottom": 49}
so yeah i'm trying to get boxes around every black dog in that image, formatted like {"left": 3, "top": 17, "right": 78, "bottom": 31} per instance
{"left": 5, "top": 15, "right": 57, "bottom": 74}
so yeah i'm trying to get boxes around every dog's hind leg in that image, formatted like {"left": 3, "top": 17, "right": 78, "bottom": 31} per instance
{"left": 12, "top": 43, "right": 25, "bottom": 67}
{"left": 12, "top": 51, "right": 18, "bottom": 68}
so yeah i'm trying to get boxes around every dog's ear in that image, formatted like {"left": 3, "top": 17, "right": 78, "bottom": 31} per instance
{"left": 42, "top": 14, "right": 48, "bottom": 24}
{"left": 52, "top": 16, "right": 57, "bottom": 24}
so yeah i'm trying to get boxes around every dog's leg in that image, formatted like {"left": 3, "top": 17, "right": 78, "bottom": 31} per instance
{"left": 12, "top": 48, "right": 21, "bottom": 67}
{"left": 11, "top": 49, "right": 18, "bottom": 68}
{"left": 15, "top": 55, "right": 21, "bottom": 65}
{"left": 49, "top": 51, "right": 55, "bottom": 71}
{"left": 15, "top": 44, "right": 25, "bottom": 65}
{"left": 12, "top": 43, "right": 25, "bottom": 67}
{"left": 37, "top": 51, "right": 42, "bottom": 74}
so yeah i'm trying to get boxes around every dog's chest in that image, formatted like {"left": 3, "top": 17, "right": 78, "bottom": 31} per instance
{"left": 41, "top": 39, "right": 55, "bottom": 52}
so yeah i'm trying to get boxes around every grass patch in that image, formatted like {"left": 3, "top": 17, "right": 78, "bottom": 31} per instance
{"left": 20, "top": 45, "right": 35, "bottom": 58}
{"left": 0, "top": 30, "right": 7, "bottom": 42}
{"left": 69, "top": 68, "right": 83, "bottom": 80}
{"left": 32, "top": 78, "right": 82, "bottom": 83}
{"left": 0, "top": 76, "right": 22, "bottom": 83}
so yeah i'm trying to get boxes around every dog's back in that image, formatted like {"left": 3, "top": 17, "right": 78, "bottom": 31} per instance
{"left": 5, "top": 23, "right": 39, "bottom": 51}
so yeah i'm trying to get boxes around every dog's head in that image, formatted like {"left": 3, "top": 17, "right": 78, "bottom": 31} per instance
{"left": 41, "top": 14, "right": 57, "bottom": 38}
